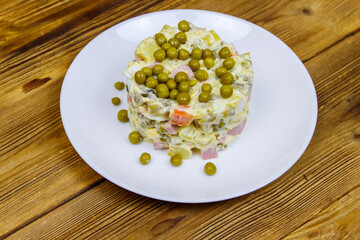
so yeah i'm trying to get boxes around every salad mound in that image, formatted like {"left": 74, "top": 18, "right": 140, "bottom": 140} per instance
{"left": 123, "top": 20, "right": 253, "bottom": 160}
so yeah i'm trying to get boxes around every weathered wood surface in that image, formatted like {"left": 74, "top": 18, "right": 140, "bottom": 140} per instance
{"left": 1, "top": 0, "right": 359, "bottom": 239}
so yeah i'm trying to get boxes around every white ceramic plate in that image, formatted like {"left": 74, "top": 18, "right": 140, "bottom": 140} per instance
{"left": 60, "top": 10, "right": 317, "bottom": 203}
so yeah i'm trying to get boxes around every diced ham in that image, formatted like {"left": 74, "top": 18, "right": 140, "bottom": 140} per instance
{"left": 228, "top": 118, "right": 247, "bottom": 136}
{"left": 147, "top": 61, "right": 157, "bottom": 68}
{"left": 171, "top": 65, "right": 194, "bottom": 79}
{"left": 171, "top": 106, "right": 194, "bottom": 126}
{"left": 162, "top": 121, "right": 179, "bottom": 135}
{"left": 201, "top": 144, "right": 218, "bottom": 160}
{"left": 127, "top": 94, "right": 132, "bottom": 104}
{"left": 216, "top": 133, "right": 227, "bottom": 144}
{"left": 153, "top": 141, "right": 168, "bottom": 149}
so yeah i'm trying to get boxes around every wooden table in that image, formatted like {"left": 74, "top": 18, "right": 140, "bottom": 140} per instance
{"left": 1, "top": 0, "right": 360, "bottom": 239}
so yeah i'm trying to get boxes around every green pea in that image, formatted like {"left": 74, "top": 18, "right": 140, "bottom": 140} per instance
{"left": 220, "top": 85, "right": 233, "bottom": 98}
{"left": 195, "top": 69, "right": 209, "bottom": 81}
{"left": 161, "top": 42, "right": 171, "bottom": 51}
{"left": 114, "top": 81, "right": 125, "bottom": 90}
{"left": 198, "top": 92, "right": 211, "bottom": 102}
{"left": 112, "top": 97, "right": 121, "bottom": 106}
{"left": 176, "top": 92, "right": 191, "bottom": 105}
{"left": 169, "top": 89, "right": 179, "bottom": 100}
{"left": 201, "top": 83, "right": 212, "bottom": 93}
{"left": 154, "top": 49, "right": 166, "bottom": 62}
{"left": 204, "top": 57, "right": 215, "bottom": 69}
{"left": 134, "top": 70, "right": 146, "bottom": 84}
{"left": 145, "top": 76, "right": 158, "bottom": 88}
{"left": 178, "top": 81, "right": 190, "bottom": 92}
{"left": 204, "top": 162, "right": 216, "bottom": 175}
{"left": 168, "top": 38, "right": 180, "bottom": 49}
{"left": 218, "top": 121, "right": 225, "bottom": 129}
{"left": 152, "top": 64, "right": 164, "bottom": 75}
{"left": 215, "top": 67, "right": 228, "bottom": 78}
{"left": 157, "top": 73, "right": 169, "bottom": 83}
{"left": 178, "top": 20, "right": 190, "bottom": 32}
{"left": 219, "top": 47, "right": 231, "bottom": 59}
{"left": 188, "top": 59, "right": 200, "bottom": 71}
{"left": 174, "top": 71, "right": 188, "bottom": 83}
{"left": 142, "top": 67, "right": 152, "bottom": 77}
{"left": 223, "top": 57, "right": 235, "bottom": 69}
{"left": 175, "top": 32, "right": 187, "bottom": 44}
{"left": 202, "top": 49, "right": 214, "bottom": 59}
{"left": 220, "top": 72, "right": 234, "bottom": 85}
{"left": 117, "top": 109, "right": 128, "bottom": 122}
{"left": 156, "top": 35, "right": 167, "bottom": 46}
{"left": 170, "top": 154, "right": 183, "bottom": 166}
{"left": 129, "top": 131, "right": 141, "bottom": 144}
{"left": 140, "top": 152, "right": 151, "bottom": 165}
{"left": 189, "top": 79, "right": 197, "bottom": 87}
{"left": 191, "top": 47, "right": 202, "bottom": 60}
{"left": 167, "top": 47, "right": 178, "bottom": 60}
{"left": 178, "top": 48, "right": 190, "bottom": 60}
{"left": 166, "top": 79, "right": 177, "bottom": 90}
{"left": 156, "top": 84, "right": 169, "bottom": 98}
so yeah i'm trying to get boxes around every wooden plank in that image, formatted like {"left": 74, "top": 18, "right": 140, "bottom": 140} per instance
{"left": 5, "top": 15, "right": 360, "bottom": 239}
{"left": 283, "top": 185, "right": 360, "bottom": 239}
{"left": 5, "top": 181, "right": 176, "bottom": 240}
{"left": 1, "top": 0, "right": 360, "bottom": 238}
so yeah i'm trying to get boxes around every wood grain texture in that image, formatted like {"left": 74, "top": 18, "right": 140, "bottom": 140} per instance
{"left": 0, "top": 0, "right": 360, "bottom": 239}
{"left": 284, "top": 186, "right": 360, "bottom": 239}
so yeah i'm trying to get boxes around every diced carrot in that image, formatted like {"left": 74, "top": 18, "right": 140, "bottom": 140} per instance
{"left": 171, "top": 107, "right": 194, "bottom": 126}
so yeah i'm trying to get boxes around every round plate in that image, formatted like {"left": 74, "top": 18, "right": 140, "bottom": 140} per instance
{"left": 60, "top": 9, "right": 317, "bottom": 203}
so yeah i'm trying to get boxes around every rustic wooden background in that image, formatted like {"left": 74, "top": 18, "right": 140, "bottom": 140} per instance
{"left": 1, "top": 0, "right": 360, "bottom": 239}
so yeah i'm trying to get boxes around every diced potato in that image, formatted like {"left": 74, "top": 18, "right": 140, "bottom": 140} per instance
{"left": 210, "top": 30, "right": 221, "bottom": 41}
{"left": 135, "top": 37, "right": 160, "bottom": 61}
{"left": 168, "top": 144, "right": 192, "bottom": 159}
